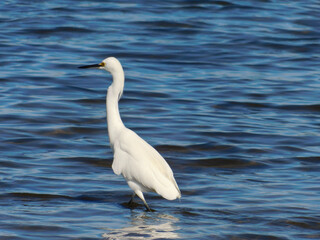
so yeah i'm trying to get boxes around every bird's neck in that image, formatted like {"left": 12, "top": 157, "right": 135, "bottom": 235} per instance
{"left": 107, "top": 71, "right": 125, "bottom": 147}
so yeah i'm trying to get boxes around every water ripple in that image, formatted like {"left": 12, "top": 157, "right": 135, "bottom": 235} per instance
{"left": 1, "top": 0, "right": 320, "bottom": 239}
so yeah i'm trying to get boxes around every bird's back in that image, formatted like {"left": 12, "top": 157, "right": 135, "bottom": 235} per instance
{"left": 112, "top": 128, "right": 181, "bottom": 200}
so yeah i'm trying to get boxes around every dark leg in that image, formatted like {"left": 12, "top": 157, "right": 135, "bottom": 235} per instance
{"left": 135, "top": 190, "right": 154, "bottom": 211}
{"left": 143, "top": 201, "right": 152, "bottom": 212}
{"left": 128, "top": 193, "right": 135, "bottom": 206}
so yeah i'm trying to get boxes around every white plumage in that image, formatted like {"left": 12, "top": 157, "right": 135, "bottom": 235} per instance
{"left": 79, "top": 57, "right": 181, "bottom": 210}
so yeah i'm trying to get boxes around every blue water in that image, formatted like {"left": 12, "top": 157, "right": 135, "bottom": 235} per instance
{"left": 1, "top": 1, "right": 320, "bottom": 239}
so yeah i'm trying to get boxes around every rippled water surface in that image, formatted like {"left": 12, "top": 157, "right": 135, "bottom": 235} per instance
{"left": 1, "top": 1, "right": 320, "bottom": 239}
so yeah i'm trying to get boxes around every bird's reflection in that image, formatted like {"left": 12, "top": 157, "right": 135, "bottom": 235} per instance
{"left": 102, "top": 211, "right": 180, "bottom": 239}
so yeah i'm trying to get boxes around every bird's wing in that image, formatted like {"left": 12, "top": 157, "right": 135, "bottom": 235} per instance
{"left": 112, "top": 128, "right": 180, "bottom": 200}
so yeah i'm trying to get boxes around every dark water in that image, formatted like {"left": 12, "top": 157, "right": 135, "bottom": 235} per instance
{"left": 1, "top": 0, "right": 320, "bottom": 239}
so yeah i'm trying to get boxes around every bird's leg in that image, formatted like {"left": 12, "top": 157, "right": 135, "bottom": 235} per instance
{"left": 135, "top": 190, "right": 153, "bottom": 211}
{"left": 143, "top": 200, "right": 152, "bottom": 212}
{"left": 128, "top": 193, "right": 135, "bottom": 206}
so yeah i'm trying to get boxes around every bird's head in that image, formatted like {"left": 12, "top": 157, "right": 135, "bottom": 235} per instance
{"left": 79, "top": 57, "right": 122, "bottom": 75}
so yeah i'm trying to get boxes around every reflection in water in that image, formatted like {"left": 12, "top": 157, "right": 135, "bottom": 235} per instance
{"left": 102, "top": 212, "right": 180, "bottom": 239}
{"left": 2, "top": 0, "right": 320, "bottom": 239}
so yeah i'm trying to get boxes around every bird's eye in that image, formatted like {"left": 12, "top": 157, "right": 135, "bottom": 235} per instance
{"left": 99, "top": 62, "right": 105, "bottom": 67}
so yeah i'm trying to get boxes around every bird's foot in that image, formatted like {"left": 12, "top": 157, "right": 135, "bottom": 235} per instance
{"left": 143, "top": 202, "right": 155, "bottom": 212}
{"left": 145, "top": 207, "right": 155, "bottom": 212}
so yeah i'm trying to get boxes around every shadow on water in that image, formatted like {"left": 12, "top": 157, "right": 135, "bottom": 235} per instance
{"left": 102, "top": 211, "right": 180, "bottom": 239}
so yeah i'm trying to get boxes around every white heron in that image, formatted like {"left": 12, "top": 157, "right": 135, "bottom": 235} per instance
{"left": 79, "top": 57, "right": 181, "bottom": 211}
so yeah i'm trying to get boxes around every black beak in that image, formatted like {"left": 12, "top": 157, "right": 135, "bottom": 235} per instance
{"left": 78, "top": 63, "right": 101, "bottom": 69}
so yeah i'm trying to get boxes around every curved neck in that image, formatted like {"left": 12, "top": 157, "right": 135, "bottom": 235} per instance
{"left": 106, "top": 70, "right": 125, "bottom": 147}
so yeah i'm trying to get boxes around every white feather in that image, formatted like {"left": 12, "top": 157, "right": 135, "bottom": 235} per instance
{"left": 112, "top": 128, "right": 181, "bottom": 200}
{"left": 81, "top": 57, "right": 181, "bottom": 210}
